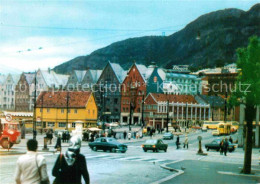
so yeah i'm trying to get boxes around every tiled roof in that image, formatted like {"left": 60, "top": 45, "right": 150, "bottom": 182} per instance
{"left": 24, "top": 73, "right": 35, "bottom": 85}
{"left": 36, "top": 91, "right": 92, "bottom": 108}
{"left": 110, "top": 62, "right": 127, "bottom": 83}
{"left": 89, "top": 69, "right": 102, "bottom": 83}
{"left": 150, "top": 93, "right": 197, "bottom": 104}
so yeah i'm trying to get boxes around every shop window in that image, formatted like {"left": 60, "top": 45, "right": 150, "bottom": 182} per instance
{"left": 58, "top": 122, "right": 66, "bottom": 128}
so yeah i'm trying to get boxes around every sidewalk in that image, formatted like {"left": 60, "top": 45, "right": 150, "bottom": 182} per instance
{"left": 162, "top": 160, "right": 260, "bottom": 184}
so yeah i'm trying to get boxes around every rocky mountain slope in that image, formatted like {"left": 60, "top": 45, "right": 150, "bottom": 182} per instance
{"left": 54, "top": 4, "right": 260, "bottom": 74}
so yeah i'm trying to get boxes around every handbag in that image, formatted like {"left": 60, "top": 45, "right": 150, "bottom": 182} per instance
{"left": 53, "top": 153, "right": 63, "bottom": 184}
{"left": 35, "top": 154, "right": 50, "bottom": 184}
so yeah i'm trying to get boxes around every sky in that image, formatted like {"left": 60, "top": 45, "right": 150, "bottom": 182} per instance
{"left": 0, "top": 0, "right": 258, "bottom": 73}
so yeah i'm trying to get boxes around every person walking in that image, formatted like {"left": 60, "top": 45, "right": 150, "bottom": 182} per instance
{"left": 149, "top": 130, "right": 153, "bottom": 138}
{"left": 65, "top": 131, "right": 70, "bottom": 143}
{"left": 128, "top": 132, "right": 131, "bottom": 140}
{"left": 176, "top": 135, "right": 180, "bottom": 149}
{"left": 183, "top": 135, "right": 188, "bottom": 149}
{"left": 55, "top": 134, "right": 62, "bottom": 153}
{"left": 123, "top": 131, "right": 127, "bottom": 140}
{"left": 49, "top": 130, "right": 53, "bottom": 144}
{"left": 52, "top": 136, "right": 90, "bottom": 184}
{"left": 229, "top": 136, "right": 233, "bottom": 144}
{"left": 62, "top": 131, "right": 66, "bottom": 143}
{"left": 15, "top": 139, "right": 50, "bottom": 184}
{"left": 223, "top": 138, "right": 229, "bottom": 156}
{"left": 219, "top": 139, "right": 224, "bottom": 155}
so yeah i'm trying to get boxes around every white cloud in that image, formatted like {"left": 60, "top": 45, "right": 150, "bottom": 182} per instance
{"left": 0, "top": 36, "right": 103, "bottom": 72}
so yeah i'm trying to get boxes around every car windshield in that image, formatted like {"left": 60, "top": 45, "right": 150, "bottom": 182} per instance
{"left": 164, "top": 133, "right": 171, "bottom": 135}
{"left": 145, "top": 140, "right": 157, "bottom": 144}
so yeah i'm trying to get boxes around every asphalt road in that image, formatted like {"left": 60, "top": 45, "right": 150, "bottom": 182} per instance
{"left": 0, "top": 130, "right": 258, "bottom": 184}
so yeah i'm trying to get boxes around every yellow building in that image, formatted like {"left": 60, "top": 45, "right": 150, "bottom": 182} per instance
{"left": 35, "top": 91, "right": 98, "bottom": 131}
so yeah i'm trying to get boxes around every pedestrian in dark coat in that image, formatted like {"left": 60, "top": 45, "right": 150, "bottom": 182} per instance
{"left": 176, "top": 135, "right": 180, "bottom": 149}
{"left": 220, "top": 139, "right": 224, "bottom": 155}
{"left": 65, "top": 131, "right": 70, "bottom": 143}
{"left": 123, "top": 131, "right": 127, "bottom": 140}
{"left": 52, "top": 136, "right": 90, "bottom": 184}
{"left": 223, "top": 138, "right": 229, "bottom": 156}
{"left": 55, "top": 134, "right": 62, "bottom": 152}
{"left": 62, "top": 132, "right": 66, "bottom": 143}
{"left": 229, "top": 136, "right": 233, "bottom": 144}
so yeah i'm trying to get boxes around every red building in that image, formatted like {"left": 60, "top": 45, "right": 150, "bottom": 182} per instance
{"left": 120, "top": 63, "right": 153, "bottom": 125}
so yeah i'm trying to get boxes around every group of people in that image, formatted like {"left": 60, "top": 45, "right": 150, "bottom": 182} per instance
{"left": 15, "top": 137, "right": 90, "bottom": 184}
{"left": 62, "top": 131, "right": 71, "bottom": 143}
{"left": 175, "top": 135, "right": 189, "bottom": 149}
{"left": 219, "top": 137, "right": 232, "bottom": 156}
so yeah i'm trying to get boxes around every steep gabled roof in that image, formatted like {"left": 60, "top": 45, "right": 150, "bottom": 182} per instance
{"left": 36, "top": 91, "right": 92, "bottom": 108}
{"left": 24, "top": 73, "right": 35, "bottom": 85}
{"left": 198, "top": 95, "right": 225, "bottom": 108}
{"left": 40, "top": 70, "right": 69, "bottom": 87}
{"left": 0, "top": 74, "right": 7, "bottom": 85}
{"left": 89, "top": 69, "right": 102, "bottom": 83}
{"left": 109, "top": 62, "right": 127, "bottom": 83}
{"left": 74, "top": 70, "right": 87, "bottom": 83}
{"left": 136, "top": 64, "right": 154, "bottom": 82}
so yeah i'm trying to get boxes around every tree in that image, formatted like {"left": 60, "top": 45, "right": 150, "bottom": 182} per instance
{"left": 229, "top": 36, "right": 260, "bottom": 174}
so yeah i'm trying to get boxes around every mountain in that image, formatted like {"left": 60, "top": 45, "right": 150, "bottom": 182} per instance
{"left": 54, "top": 4, "right": 260, "bottom": 74}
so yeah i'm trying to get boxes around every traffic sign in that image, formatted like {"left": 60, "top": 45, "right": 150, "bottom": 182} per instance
{"left": 5, "top": 114, "right": 12, "bottom": 122}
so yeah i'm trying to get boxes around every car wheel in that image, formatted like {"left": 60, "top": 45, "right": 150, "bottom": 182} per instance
{"left": 121, "top": 151, "right": 126, "bottom": 153}
{"left": 153, "top": 149, "right": 156, "bottom": 152}
{"left": 93, "top": 146, "right": 97, "bottom": 151}
{"left": 206, "top": 147, "right": 209, "bottom": 151}
{"left": 216, "top": 149, "right": 220, "bottom": 152}
{"left": 111, "top": 148, "right": 116, "bottom": 153}
{"left": 164, "top": 149, "right": 167, "bottom": 152}
{"left": 143, "top": 149, "right": 147, "bottom": 152}
{"left": 1, "top": 139, "right": 10, "bottom": 149}
{"left": 156, "top": 149, "right": 159, "bottom": 152}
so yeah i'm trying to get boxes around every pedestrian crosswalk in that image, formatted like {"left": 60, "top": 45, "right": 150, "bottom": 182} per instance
{"left": 83, "top": 153, "right": 173, "bottom": 164}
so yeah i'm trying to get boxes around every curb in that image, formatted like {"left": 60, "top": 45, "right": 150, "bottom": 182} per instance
{"left": 151, "top": 160, "right": 184, "bottom": 184}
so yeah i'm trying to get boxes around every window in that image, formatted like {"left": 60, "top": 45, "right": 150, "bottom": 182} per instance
{"left": 68, "top": 109, "right": 71, "bottom": 113}
{"left": 40, "top": 109, "right": 42, "bottom": 112}
{"left": 114, "top": 98, "right": 118, "bottom": 104}
{"left": 74, "top": 109, "right": 77, "bottom": 114}
{"left": 61, "top": 109, "right": 64, "bottom": 113}
{"left": 88, "top": 109, "right": 90, "bottom": 114}
{"left": 47, "top": 108, "right": 50, "bottom": 113}
{"left": 93, "top": 110, "right": 95, "bottom": 115}
{"left": 47, "top": 122, "right": 55, "bottom": 127}
{"left": 72, "top": 122, "right": 76, "bottom": 128}
{"left": 36, "top": 122, "right": 42, "bottom": 126}
{"left": 58, "top": 122, "right": 66, "bottom": 128}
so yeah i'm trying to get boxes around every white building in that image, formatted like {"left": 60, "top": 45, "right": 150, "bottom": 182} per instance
{"left": 0, "top": 74, "right": 20, "bottom": 110}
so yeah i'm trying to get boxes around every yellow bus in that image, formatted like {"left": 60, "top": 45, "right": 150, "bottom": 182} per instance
{"left": 202, "top": 121, "right": 221, "bottom": 129}
{"left": 218, "top": 122, "right": 231, "bottom": 135}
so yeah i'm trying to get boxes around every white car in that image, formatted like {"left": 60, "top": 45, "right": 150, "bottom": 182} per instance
{"left": 201, "top": 127, "right": 207, "bottom": 132}
{"left": 212, "top": 130, "right": 220, "bottom": 136}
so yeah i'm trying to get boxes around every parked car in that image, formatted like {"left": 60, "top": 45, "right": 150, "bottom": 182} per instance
{"left": 201, "top": 127, "right": 207, "bottom": 132}
{"left": 89, "top": 137, "right": 127, "bottom": 153}
{"left": 212, "top": 130, "right": 220, "bottom": 136}
{"left": 205, "top": 139, "right": 236, "bottom": 152}
{"left": 142, "top": 139, "right": 168, "bottom": 152}
{"left": 163, "top": 132, "right": 174, "bottom": 140}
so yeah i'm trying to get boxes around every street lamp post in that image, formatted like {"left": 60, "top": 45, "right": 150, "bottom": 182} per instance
{"left": 66, "top": 92, "right": 70, "bottom": 130}
{"left": 33, "top": 71, "right": 37, "bottom": 140}
{"left": 166, "top": 93, "right": 169, "bottom": 133}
